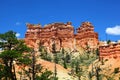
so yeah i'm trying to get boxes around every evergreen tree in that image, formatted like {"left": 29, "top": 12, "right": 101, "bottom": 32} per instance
{"left": 107, "top": 40, "right": 111, "bottom": 44}
{"left": 36, "top": 69, "right": 53, "bottom": 80}
{"left": 39, "top": 46, "right": 52, "bottom": 61}
{"left": 95, "top": 66, "right": 101, "bottom": 80}
{"left": 61, "top": 48, "right": 67, "bottom": 69}
{"left": 75, "top": 60, "right": 79, "bottom": 74}
{"left": 52, "top": 43, "right": 58, "bottom": 80}
{"left": 96, "top": 48, "right": 100, "bottom": 60}
{"left": 66, "top": 53, "right": 71, "bottom": 63}
{"left": 0, "top": 31, "right": 31, "bottom": 80}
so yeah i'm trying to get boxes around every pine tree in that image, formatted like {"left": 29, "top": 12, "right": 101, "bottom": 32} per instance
{"left": 61, "top": 48, "right": 67, "bottom": 69}
{"left": 0, "top": 31, "right": 31, "bottom": 80}
{"left": 36, "top": 69, "right": 53, "bottom": 80}
{"left": 95, "top": 67, "right": 101, "bottom": 80}
{"left": 63, "top": 57, "right": 67, "bottom": 69}
{"left": 52, "top": 43, "right": 58, "bottom": 80}
{"left": 75, "top": 60, "right": 79, "bottom": 74}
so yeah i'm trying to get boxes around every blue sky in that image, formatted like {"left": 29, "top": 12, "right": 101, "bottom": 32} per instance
{"left": 0, "top": 0, "right": 120, "bottom": 41}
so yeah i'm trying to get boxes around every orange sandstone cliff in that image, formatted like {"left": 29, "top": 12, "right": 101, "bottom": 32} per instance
{"left": 99, "top": 42, "right": 120, "bottom": 59}
{"left": 25, "top": 22, "right": 98, "bottom": 52}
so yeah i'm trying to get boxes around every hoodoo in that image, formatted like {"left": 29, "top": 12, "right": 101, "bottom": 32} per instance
{"left": 25, "top": 22, "right": 98, "bottom": 52}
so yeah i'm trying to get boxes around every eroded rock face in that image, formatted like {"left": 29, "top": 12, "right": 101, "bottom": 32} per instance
{"left": 25, "top": 22, "right": 98, "bottom": 52}
{"left": 75, "top": 22, "right": 98, "bottom": 49}
{"left": 99, "top": 43, "right": 120, "bottom": 60}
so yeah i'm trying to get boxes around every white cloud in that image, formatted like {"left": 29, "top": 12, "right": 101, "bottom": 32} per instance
{"left": 16, "top": 33, "right": 20, "bottom": 37}
{"left": 106, "top": 25, "right": 120, "bottom": 35}
{"left": 15, "top": 22, "right": 21, "bottom": 26}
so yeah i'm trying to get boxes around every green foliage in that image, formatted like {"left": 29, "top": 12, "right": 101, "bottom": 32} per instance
{"left": 0, "top": 31, "right": 18, "bottom": 50}
{"left": 25, "top": 64, "right": 43, "bottom": 80}
{"left": 61, "top": 48, "right": 65, "bottom": 55}
{"left": 71, "top": 59, "right": 75, "bottom": 69}
{"left": 107, "top": 40, "right": 111, "bottom": 44}
{"left": 18, "top": 54, "right": 32, "bottom": 65}
{"left": 107, "top": 76, "right": 114, "bottom": 80}
{"left": 95, "top": 67, "right": 101, "bottom": 80}
{"left": 54, "top": 54, "right": 59, "bottom": 64}
{"left": 0, "top": 50, "right": 21, "bottom": 59}
{"left": 68, "top": 48, "right": 98, "bottom": 79}
{"left": 0, "top": 31, "right": 58, "bottom": 80}
{"left": 39, "top": 46, "right": 44, "bottom": 52}
{"left": 65, "top": 53, "right": 71, "bottom": 63}
{"left": 101, "top": 57, "right": 104, "bottom": 65}
{"left": 114, "top": 67, "right": 119, "bottom": 74}
{"left": 88, "top": 71, "right": 93, "bottom": 79}
{"left": 14, "top": 40, "right": 31, "bottom": 53}
{"left": 53, "top": 77, "right": 58, "bottom": 80}
{"left": 96, "top": 48, "right": 99, "bottom": 57}
{"left": 63, "top": 57, "right": 67, "bottom": 69}
{"left": 39, "top": 46, "right": 52, "bottom": 61}
{"left": 98, "top": 74, "right": 105, "bottom": 80}
{"left": 36, "top": 69, "right": 53, "bottom": 80}
{"left": 61, "top": 48, "right": 68, "bottom": 69}
{"left": 52, "top": 43, "right": 56, "bottom": 54}
{"left": 75, "top": 60, "right": 79, "bottom": 74}
{"left": 36, "top": 40, "right": 99, "bottom": 80}
{"left": 0, "top": 64, "right": 5, "bottom": 79}
{"left": 0, "top": 31, "right": 31, "bottom": 80}
{"left": 46, "top": 54, "right": 52, "bottom": 62}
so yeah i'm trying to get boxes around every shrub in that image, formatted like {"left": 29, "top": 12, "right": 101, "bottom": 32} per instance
{"left": 114, "top": 67, "right": 119, "bottom": 73}
{"left": 105, "top": 59, "right": 108, "bottom": 62}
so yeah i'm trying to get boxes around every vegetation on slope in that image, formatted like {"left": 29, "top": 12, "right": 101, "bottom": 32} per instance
{"left": 0, "top": 31, "right": 120, "bottom": 80}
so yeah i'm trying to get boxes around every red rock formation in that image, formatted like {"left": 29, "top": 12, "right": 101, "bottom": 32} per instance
{"left": 25, "top": 22, "right": 98, "bottom": 52}
{"left": 25, "top": 22, "right": 74, "bottom": 52}
{"left": 99, "top": 43, "right": 120, "bottom": 60}
{"left": 75, "top": 22, "right": 98, "bottom": 49}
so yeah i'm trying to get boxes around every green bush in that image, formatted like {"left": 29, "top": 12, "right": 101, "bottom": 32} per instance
{"left": 114, "top": 67, "right": 119, "bottom": 73}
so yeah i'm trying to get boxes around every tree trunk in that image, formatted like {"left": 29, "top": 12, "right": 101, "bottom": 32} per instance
{"left": 32, "top": 51, "right": 35, "bottom": 80}
{"left": 96, "top": 68, "right": 99, "bottom": 80}
{"left": 13, "top": 64, "right": 17, "bottom": 80}
{"left": 54, "top": 63, "right": 57, "bottom": 80}
{"left": 10, "top": 59, "right": 15, "bottom": 80}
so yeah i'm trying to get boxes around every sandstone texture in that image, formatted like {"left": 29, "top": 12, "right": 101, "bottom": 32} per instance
{"left": 99, "top": 42, "right": 120, "bottom": 60}
{"left": 25, "top": 22, "right": 98, "bottom": 52}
